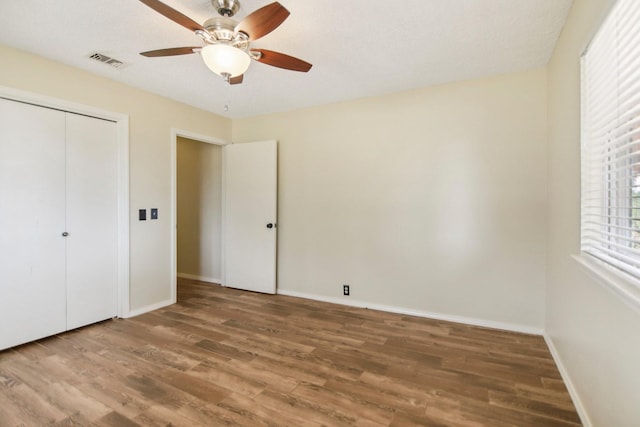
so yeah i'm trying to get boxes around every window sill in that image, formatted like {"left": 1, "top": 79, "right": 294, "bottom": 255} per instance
{"left": 572, "top": 253, "right": 640, "bottom": 314}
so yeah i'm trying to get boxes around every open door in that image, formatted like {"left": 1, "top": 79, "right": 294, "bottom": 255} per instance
{"left": 223, "top": 140, "right": 277, "bottom": 294}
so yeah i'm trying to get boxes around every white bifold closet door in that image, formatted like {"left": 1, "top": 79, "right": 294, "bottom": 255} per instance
{"left": 0, "top": 99, "right": 67, "bottom": 348}
{"left": 65, "top": 113, "right": 118, "bottom": 330}
{"left": 0, "top": 98, "right": 118, "bottom": 350}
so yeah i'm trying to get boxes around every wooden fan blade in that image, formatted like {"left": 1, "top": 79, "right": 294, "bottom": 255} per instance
{"left": 235, "top": 2, "right": 290, "bottom": 41}
{"left": 139, "top": 0, "right": 205, "bottom": 32}
{"left": 230, "top": 74, "right": 244, "bottom": 85}
{"left": 252, "top": 49, "right": 312, "bottom": 72}
{"left": 140, "top": 47, "right": 200, "bottom": 57}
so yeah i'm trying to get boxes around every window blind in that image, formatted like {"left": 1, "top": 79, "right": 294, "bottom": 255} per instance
{"left": 581, "top": 0, "right": 640, "bottom": 281}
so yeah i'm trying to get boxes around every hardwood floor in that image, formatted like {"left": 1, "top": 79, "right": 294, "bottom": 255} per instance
{"left": 0, "top": 278, "right": 581, "bottom": 426}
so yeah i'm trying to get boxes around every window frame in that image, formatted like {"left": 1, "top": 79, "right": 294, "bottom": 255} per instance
{"left": 578, "top": 0, "right": 640, "bottom": 311}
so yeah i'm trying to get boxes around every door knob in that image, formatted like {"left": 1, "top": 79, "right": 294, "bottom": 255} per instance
{"left": 62, "top": 232, "right": 69, "bottom": 237}
{"left": 266, "top": 223, "right": 274, "bottom": 229}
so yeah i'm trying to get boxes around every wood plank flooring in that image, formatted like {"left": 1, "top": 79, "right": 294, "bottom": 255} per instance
{"left": 0, "top": 278, "right": 581, "bottom": 426}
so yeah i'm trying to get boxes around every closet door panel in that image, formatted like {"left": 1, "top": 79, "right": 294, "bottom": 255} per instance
{"left": 65, "top": 113, "right": 118, "bottom": 330}
{"left": 0, "top": 98, "right": 67, "bottom": 350}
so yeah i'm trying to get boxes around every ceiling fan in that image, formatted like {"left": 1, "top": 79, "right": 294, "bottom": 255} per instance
{"left": 138, "top": 0, "right": 312, "bottom": 84}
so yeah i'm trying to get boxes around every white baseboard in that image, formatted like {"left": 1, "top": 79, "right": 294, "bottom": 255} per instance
{"left": 125, "top": 298, "right": 175, "bottom": 318}
{"left": 543, "top": 334, "right": 591, "bottom": 427}
{"left": 177, "top": 272, "right": 221, "bottom": 284}
{"left": 276, "top": 289, "right": 543, "bottom": 335}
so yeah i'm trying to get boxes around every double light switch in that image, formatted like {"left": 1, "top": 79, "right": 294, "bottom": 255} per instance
{"left": 139, "top": 208, "right": 158, "bottom": 221}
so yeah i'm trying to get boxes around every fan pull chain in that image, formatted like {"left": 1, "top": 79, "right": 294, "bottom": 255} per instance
{"left": 224, "top": 76, "right": 231, "bottom": 113}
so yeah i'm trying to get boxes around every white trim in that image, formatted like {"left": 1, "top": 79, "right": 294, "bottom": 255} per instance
{"left": 0, "top": 85, "right": 131, "bottom": 319}
{"left": 116, "top": 116, "right": 130, "bottom": 318}
{"left": 177, "top": 272, "right": 221, "bottom": 284}
{"left": 125, "top": 298, "right": 174, "bottom": 318}
{"left": 0, "top": 86, "right": 127, "bottom": 123}
{"left": 170, "top": 128, "right": 229, "bottom": 302}
{"left": 543, "top": 334, "right": 592, "bottom": 427}
{"left": 171, "top": 131, "right": 177, "bottom": 305}
{"left": 572, "top": 254, "right": 640, "bottom": 314}
{"left": 277, "top": 289, "right": 543, "bottom": 335}
{"left": 220, "top": 144, "right": 227, "bottom": 286}
{"left": 172, "top": 129, "right": 227, "bottom": 146}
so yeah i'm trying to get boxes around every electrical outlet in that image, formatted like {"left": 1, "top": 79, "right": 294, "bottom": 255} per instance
{"left": 343, "top": 284, "right": 350, "bottom": 296}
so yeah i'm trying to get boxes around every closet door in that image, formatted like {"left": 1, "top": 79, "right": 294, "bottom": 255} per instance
{"left": 65, "top": 113, "right": 118, "bottom": 330}
{"left": 0, "top": 98, "right": 67, "bottom": 350}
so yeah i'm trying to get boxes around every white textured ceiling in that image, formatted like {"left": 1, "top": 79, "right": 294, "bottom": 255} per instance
{"left": 0, "top": 0, "right": 572, "bottom": 118}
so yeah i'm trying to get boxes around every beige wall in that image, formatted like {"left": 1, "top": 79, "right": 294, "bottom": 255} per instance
{"left": 546, "top": 0, "right": 640, "bottom": 425}
{"left": 0, "top": 43, "right": 547, "bottom": 331}
{"left": 234, "top": 69, "right": 548, "bottom": 330}
{"left": 0, "top": 44, "right": 232, "bottom": 312}
{"left": 177, "top": 137, "right": 222, "bottom": 282}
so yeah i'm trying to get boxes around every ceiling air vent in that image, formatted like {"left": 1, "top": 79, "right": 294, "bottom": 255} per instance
{"left": 88, "top": 52, "right": 127, "bottom": 69}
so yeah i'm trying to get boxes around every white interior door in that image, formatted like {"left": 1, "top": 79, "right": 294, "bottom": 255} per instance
{"left": 0, "top": 98, "right": 67, "bottom": 350}
{"left": 223, "top": 140, "right": 277, "bottom": 294}
{"left": 65, "top": 113, "right": 118, "bottom": 330}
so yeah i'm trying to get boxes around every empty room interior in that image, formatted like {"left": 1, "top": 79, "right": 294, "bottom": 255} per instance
{"left": 1, "top": 0, "right": 639, "bottom": 426}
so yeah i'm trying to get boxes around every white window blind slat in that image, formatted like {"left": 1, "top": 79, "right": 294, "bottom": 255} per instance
{"left": 616, "top": 0, "right": 639, "bottom": 18}
{"left": 582, "top": 234, "right": 640, "bottom": 256}
{"left": 583, "top": 247, "right": 640, "bottom": 270}
{"left": 581, "top": 0, "right": 640, "bottom": 284}
{"left": 583, "top": 154, "right": 640, "bottom": 175}
{"left": 584, "top": 227, "right": 640, "bottom": 241}
{"left": 583, "top": 221, "right": 640, "bottom": 235}
{"left": 584, "top": 143, "right": 640, "bottom": 162}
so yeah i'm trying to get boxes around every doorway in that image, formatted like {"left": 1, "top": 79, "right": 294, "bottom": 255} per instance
{"left": 171, "top": 129, "right": 227, "bottom": 302}
{"left": 171, "top": 131, "right": 278, "bottom": 301}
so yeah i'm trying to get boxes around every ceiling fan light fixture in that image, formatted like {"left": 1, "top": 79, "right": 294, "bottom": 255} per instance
{"left": 138, "top": 0, "right": 312, "bottom": 84}
{"left": 201, "top": 44, "right": 251, "bottom": 78}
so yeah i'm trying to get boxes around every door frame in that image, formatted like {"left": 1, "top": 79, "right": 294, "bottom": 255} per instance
{"left": 170, "top": 129, "right": 229, "bottom": 302}
{"left": 0, "top": 85, "right": 130, "bottom": 318}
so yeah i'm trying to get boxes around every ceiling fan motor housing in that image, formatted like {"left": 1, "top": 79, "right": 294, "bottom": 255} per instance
{"left": 204, "top": 17, "right": 236, "bottom": 41}
{"left": 212, "top": 0, "right": 240, "bottom": 17}
{"left": 202, "top": 17, "right": 249, "bottom": 51}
